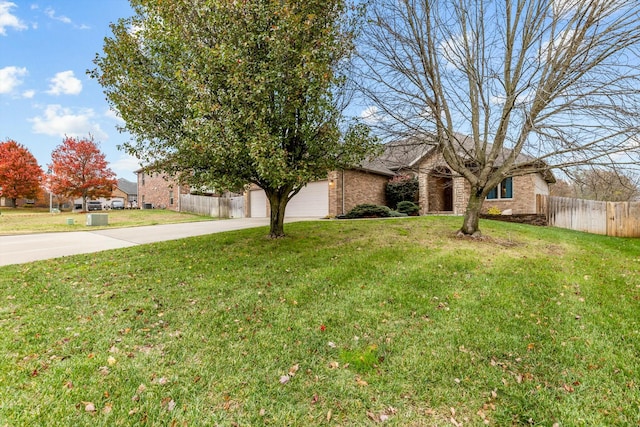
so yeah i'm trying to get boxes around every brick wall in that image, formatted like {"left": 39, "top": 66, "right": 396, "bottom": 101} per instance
{"left": 483, "top": 174, "right": 541, "bottom": 214}
{"left": 418, "top": 155, "right": 469, "bottom": 214}
{"left": 418, "top": 152, "right": 550, "bottom": 215}
{"left": 137, "top": 171, "right": 186, "bottom": 211}
{"left": 329, "top": 169, "right": 390, "bottom": 216}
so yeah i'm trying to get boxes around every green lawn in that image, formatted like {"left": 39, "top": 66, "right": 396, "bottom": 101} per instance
{"left": 0, "top": 217, "right": 638, "bottom": 425}
{"left": 0, "top": 208, "right": 212, "bottom": 235}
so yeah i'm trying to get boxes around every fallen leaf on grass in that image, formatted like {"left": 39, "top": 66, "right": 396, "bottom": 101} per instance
{"left": 84, "top": 402, "right": 96, "bottom": 412}
{"left": 279, "top": 375, "right": 290, "bottom": 384}
{"left": 107, "top": 356, "right": 116, "bottom": 366}
{"left": 355, "top": 376, "right": 368, "bottom": 386}
{"left": 102, "top": 403, "right": 112, "bottom": 415}
{"left": 288, "top": 364, "right": 299, "bottom": 376}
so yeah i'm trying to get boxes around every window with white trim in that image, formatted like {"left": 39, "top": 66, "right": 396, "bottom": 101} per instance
{"left": 487, "top": 177, "right": 513, "bottom": 199}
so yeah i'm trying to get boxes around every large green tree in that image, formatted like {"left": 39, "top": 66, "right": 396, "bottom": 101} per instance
{"left": 91, "top": 0, "right": 376, "bottom": 237}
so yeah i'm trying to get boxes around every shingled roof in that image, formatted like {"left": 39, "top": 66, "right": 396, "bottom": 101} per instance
{"left": 360, "top": 132, "right": 555, "bottom": 183}
{"left": 117, "top": 178, "right": 137, "bottom": 195}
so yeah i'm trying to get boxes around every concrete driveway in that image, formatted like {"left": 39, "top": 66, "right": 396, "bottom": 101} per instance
{"left": 0, "top": 217, "right": 308, "bottom": 267}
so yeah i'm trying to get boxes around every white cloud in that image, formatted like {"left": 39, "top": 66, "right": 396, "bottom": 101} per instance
{"left": 30, "top": 104, "right": 108, "bottom": 140}
{"left": 44, "top": 7, "right": 71, "bottom": 24}
{"left": 46, "top": 70, "right": 82, "bottom": 95}
{"left": 0, "top": 1, "right": 27, "bottom": 35}
{"left": 22, "top": 89, "right": 35, "bottom": 98}
{"left": 43, "top": 6, "right": 90, "bottom": 30}
{"left": 111, "top": 154, "right": 142, "bottom": 176}
{"left": 105, "top": 108, "right": 125, "bottom": 124}
{"left": 360, "top": 106, "right": 384, "bottom": 125}
{"left": 439, "top": 34, "right": 468, "bottom": 70}
{"left": 0, "top": 65, "right": 27, "bottom": 93}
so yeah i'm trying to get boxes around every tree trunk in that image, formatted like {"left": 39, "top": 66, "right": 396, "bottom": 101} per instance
{"left": 266, "top": 188, "right": 290, "bottom": 238}
{"left": 11, "top": 198, "right": 17, "bottom": 208}
{"left": 459, "top": 190, "right": 485, "bottom": 236}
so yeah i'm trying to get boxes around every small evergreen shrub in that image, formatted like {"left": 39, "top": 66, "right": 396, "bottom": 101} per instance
{"left": 345, "top": 204, "right": 392, "bottom": 218}
{"left": 396, "top": 200, "right": 419, "bottom": 216}
{"left": 386, "top": 175, "right": 419, "bottom": 209}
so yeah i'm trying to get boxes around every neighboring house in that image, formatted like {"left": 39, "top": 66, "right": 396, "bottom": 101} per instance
{"left": 112, "top": 178, "right": 138, "bottom": 208}
{"left": 136, "top": 169, "right": 188, "bottom": 211}
{"left": 246, "top": 133, "right": 555, "bottom": 218}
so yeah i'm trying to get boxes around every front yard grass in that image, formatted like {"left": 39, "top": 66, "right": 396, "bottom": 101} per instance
{"left": 0, "top": 208, "right": 212, "bottom": 235}
{"left": 0, "top": 216, "right": 638, "bottom": 425}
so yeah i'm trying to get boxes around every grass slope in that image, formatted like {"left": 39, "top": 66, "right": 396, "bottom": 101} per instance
{"left": 0, "top": 217, "right": 638, "bottom": 426}
{"left": 0, "top": 209, "right": 212, "bottom": 235}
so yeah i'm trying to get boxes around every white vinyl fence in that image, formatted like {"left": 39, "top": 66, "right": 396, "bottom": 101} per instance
{"left": 180, "top": 194, "right": 244, "bottom": 218}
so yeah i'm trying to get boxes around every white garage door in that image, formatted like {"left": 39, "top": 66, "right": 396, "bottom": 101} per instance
{"left": 250, "top": 188, "right": 267, "bottom": 218}
{"left": 287, "top": 180, "right": 329, "bottom": 217}
{"left": 249, "top": 180, "right": 329, "bottom": 218}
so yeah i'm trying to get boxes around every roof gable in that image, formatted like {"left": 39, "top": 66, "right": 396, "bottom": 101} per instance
{"left": 373, "top": 133, "right": 555, "bottom": 183}
{"left": 117, "top": 178, "right": 138, "bottom": 195}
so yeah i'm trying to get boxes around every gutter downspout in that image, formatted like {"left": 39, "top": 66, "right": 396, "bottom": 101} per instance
{"left": 342, "top": 169, "right": 345, "bottom": 215}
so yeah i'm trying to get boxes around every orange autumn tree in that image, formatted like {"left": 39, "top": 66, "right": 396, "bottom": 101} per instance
{"left": 0, "top": 140, "right": 44, "bottom": 208}
{"left": 49, "top": 136, "right": 117, "bottom": 211}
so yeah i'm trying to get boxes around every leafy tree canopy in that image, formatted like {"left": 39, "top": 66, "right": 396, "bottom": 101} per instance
{"left": 91, "top": 0, "right": 377, "bottom": 237}
{"left": 0, "top": 140, "right": 43, "bottom": 207}
{"left": 49, "top": 136, "right": 117, "bottom": 211}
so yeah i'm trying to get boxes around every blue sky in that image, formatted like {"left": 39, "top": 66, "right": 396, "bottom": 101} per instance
{"left": 0, "top": 0, "right": 138, "bottom": 180}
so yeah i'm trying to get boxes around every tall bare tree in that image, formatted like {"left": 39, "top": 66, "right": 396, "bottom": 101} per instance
{"left": 359, "top": 0, "right": 640, "bottom": 235}
{"left": 572, "top": 168, "right": 640, "bottom": 201}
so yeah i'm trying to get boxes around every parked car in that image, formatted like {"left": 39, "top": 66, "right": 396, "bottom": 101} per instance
{"left": 87, "top": 201, "right": 103, "bottom": 211}
{"left": 111, "top": 200, "right": 125, "bottom": 209}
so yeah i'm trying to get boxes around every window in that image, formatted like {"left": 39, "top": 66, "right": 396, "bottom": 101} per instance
{"left": 487, "top": 177, "right": 513, "bottom": 199}
{"left": 141, "top": 173, "right": 145, "bottom": 186}
{"left": 169, "top": 190, "right": 174, "bottom": 206}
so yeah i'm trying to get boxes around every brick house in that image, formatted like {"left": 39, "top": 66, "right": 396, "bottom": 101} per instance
{"left": 136, "top": 170, "right": 188, "bottom": 211}
{"left": 247, "top": 133, "right": 555, "bottom": 218}
{"left": 112, "top": 178, "right": 138, "bottom": 208}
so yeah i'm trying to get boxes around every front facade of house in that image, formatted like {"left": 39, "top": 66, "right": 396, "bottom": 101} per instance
{"left": 245, "top": 165, "right": 394, "bottom": 218}
{"left": 246, "top": 143, "right": 553, "bottom": 218}
{"left": 416, "top": 150, "right": 553, "bottom": 216}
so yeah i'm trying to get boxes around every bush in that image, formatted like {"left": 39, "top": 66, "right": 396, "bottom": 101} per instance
{"left": 386, "top": 175, "right": 419, "bottom": 209}
{"left": 486, "top": 206, "right": 502, "bottom": 215}
{"left": 345, "top": 204, "right": 392, "bottom": 219}
{"left": 396, "top": 201, "right": 419, "bottom": 216}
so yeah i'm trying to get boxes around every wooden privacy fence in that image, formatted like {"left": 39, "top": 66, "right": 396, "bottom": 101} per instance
{"left": 180, "top": 194, "right": 245, "bottom": 218}
{"left": 537, "top": 195, "right": 640, "bottom": 238}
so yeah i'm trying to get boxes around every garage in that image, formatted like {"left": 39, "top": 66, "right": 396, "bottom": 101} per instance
{"left": 249, "top": 180, "right": 329, "bottom": 218}
{"left": 249, "top": 188, "right": 267, "bottom": 218}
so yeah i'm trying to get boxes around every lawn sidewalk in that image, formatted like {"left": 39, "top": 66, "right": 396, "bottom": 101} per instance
{"left": 0, "top": 217, "right": 312, "bottom": 266}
